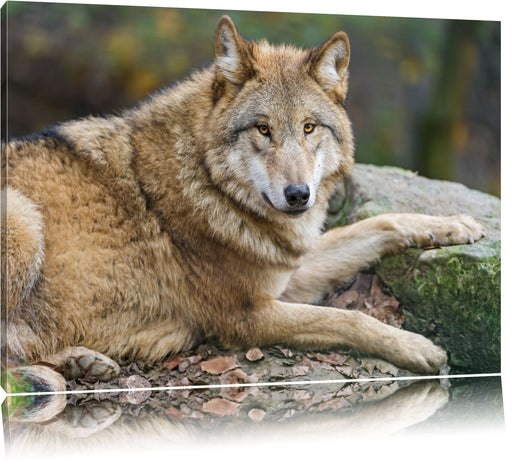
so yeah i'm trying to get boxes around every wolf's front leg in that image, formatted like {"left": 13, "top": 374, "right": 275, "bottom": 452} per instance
{"left": 231, "top": 299, "right": 447, "bottom": 374}
{"left": 281, "top": 213, "right": 484, "bottom": 304}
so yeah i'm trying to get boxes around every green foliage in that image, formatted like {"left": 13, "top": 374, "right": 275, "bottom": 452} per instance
{"left": 1, "top": 369, "right": 34, "bottom": 419}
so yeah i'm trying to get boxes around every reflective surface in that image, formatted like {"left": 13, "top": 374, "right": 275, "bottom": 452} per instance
{"left": 2, "top": 375, "right": 504, "bottom": 460}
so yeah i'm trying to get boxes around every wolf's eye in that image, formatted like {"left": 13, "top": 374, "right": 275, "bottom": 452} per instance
{"left": 304, "top": 123, "right": 316, "bottom": 135}
{"left": 257, "top": 124, "right": 270, "bottom": 137}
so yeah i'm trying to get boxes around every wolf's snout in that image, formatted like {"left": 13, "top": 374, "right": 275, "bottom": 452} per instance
{"left": 284, "top": 183, "right": 310, "bottom": 207}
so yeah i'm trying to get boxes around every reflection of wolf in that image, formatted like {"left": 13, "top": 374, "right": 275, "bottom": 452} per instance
{"left": 6, "top": 381, "right": 449, "bottom": 451}
{"left": 3, "top": 16, "right": 484, "bottom": 393}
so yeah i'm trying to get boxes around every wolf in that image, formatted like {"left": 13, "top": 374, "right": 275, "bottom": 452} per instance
{"left": 3, "top": 16, "right": 484, "bottom": 398}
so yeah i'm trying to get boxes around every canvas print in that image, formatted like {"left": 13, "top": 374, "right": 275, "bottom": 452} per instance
{"left": 0, "top": 2, "right": 502, "bottom": 455}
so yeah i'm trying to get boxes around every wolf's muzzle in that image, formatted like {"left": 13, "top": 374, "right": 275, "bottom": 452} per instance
{"left": 284, "top": 183, "right": 310, "bottom": 207}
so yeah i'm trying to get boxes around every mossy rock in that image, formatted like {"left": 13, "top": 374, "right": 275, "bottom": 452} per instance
{"left": 326, "top": 164, "right": 501, "bottom": 373}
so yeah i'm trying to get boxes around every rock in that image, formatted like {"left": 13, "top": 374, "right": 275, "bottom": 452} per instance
{"left": 118, "top": 375, "right": 151, "bottom": 404}
{"left": 200, "top": 356, "right": 239, "bottom": 375}
{"left": 248, "top": 408, "right": 266, "bottom": 423}
{"left": 202, "top": 398, "right": 240, "bottom": 416}
{"left": 326, "top": 164, "right": 500, "bottom": 373}
{"left": 245, "top": 347, "right": 264, "bottom": 361}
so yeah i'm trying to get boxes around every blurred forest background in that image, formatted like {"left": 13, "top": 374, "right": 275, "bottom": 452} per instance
{"left": 5, "top": 2, "right": 501, "bottom": 196}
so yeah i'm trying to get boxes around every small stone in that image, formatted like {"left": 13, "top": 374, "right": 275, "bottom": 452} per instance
{"left": 245, "top": 347, "right": 264, "bottom": 361}
{"left": 361, "top": 359, "right": 376, "bottom": 374}
{"left": 163, "top": 356, "right": 182, "bottom": 370}
{"left": 374, "top": 359, "right": 399, "bottom": 376}
{"left": 200, "top": 356, "right": 239, "bottom": 375}
{"left": 202, "top": 398, "right": 240, "bottom": 416}
{"left": 248, "top": 408, "right": 266, "bottom": 423}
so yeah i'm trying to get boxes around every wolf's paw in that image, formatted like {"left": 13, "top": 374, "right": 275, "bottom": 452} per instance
{"left": 50, "top": 346, "right": 121, "bottom": 382}
{"left": 381, "top": 380, "right": 449, "bottom": 424}
{"left": 390, "top": 330, "right": 447, "bottom": 375}
{"left": 418, "top": 215, "right": 485, "bottom": 247}
{"left": 8, "top": 365, "right": 67, "bottom": 422}
{"left": 56, "top": 401, "right": 121, "bottom": 438}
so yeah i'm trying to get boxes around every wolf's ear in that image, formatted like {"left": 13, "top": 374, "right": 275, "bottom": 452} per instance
{"left": 214, "top": 16, "right": 254, "bottom": 85}
{"left": 308, "top": 32, "right": 350, "bottom": 103}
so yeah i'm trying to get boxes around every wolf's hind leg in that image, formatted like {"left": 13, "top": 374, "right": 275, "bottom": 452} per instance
{"left": 46, "top": 346, "right": 121, "bottom": 382}
{"left": 6, "top": 347, "right": 120, "bottom": 422}
{"left": 3, "top": 188, "right": 45, "bottom": 315}
{"left": 281, "top": 213, "right": 484, "bottom": 304}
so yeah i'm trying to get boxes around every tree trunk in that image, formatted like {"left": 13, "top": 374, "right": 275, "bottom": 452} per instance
{"left": 417, "top": 20, "right": 479, "bottom": 181}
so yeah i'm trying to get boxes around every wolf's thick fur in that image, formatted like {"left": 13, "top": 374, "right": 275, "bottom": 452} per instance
{"left": 3, "top": 17, "right": 484, "bottom": 393}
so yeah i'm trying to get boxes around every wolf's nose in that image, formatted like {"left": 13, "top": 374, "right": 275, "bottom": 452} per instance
{"left": 284, "top": 183, "right": 310, "bottom": 207}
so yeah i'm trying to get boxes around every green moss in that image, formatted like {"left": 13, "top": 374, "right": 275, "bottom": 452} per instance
{"left": 1, "top": 369, "right": 35, "bottom": 419}
{"left": 376, "top": 240, "right": 500, "bottom": 373}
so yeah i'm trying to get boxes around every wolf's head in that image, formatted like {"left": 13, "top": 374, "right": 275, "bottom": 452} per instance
{"left": 207, "top": 16, "right": 354, "bottom": 219}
